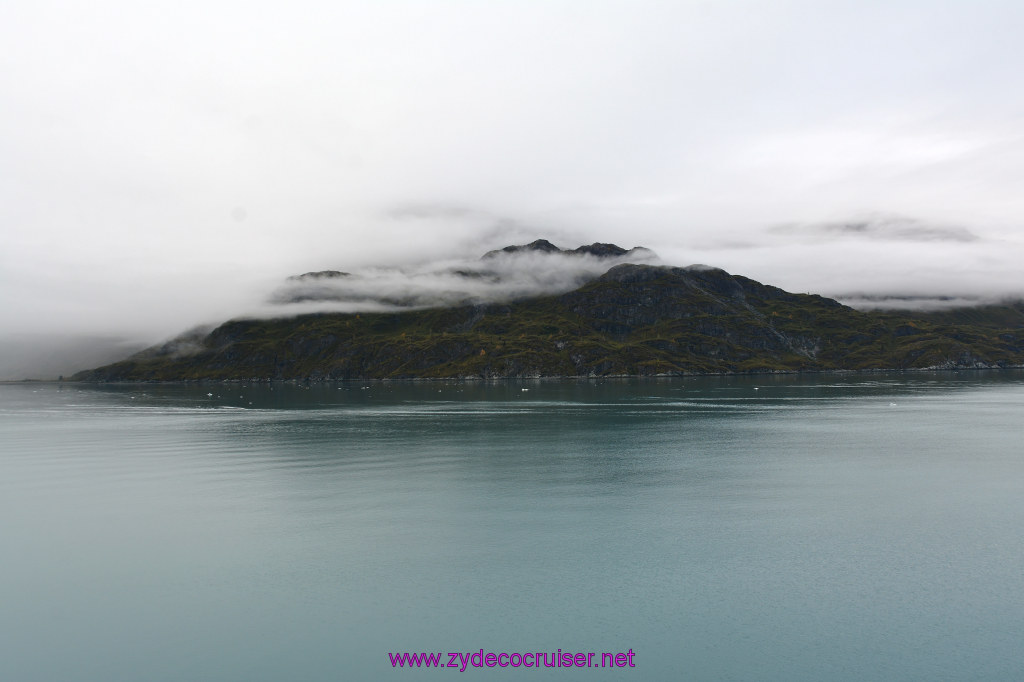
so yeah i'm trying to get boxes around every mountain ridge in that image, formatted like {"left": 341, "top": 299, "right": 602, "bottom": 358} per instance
{"left": 72, "top": 256, "right": 1024, "bottom": 381}
{"left": 481, "top": 239, "right": 655, "bottom": 260}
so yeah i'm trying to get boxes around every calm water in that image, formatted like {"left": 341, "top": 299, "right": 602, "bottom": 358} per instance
{"left": 2, "top": 373, "right": 1024, "bottom": 681}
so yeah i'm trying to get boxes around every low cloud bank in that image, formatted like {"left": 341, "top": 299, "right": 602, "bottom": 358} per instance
{"left": 656, "top": 212, "right": 1024, "bottom": 309}
{"left": 770, "top": 213, "right": 980, "bottom": 243}
{"left": 833, "top": 295, "right": 1003, "bottom": 312}
{"left": 7, "top": 216, "right": 1024, "bottom": 380}
{"left": 264, "top": 240, "right": 659, "bottom": 312}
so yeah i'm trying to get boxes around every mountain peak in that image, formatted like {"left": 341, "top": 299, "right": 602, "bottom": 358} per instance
{"left": 482, "top": 240, "right": 656, "bottom": 260}
{"left": 287, "top": 270, "right": 351, "bottom": 281}
{"left": 573, "top": 243, "right": 628, "bottom": 257}
{"left": 481, "top": 239, "right": 562, "bottom": 258}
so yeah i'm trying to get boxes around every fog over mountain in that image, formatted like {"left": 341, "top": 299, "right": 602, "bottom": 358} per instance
{"left": 4, "top": 1, "right": 1024, "bottom": 378}
{"left": 268, "top": 240, "right": 659, "bottom": 311}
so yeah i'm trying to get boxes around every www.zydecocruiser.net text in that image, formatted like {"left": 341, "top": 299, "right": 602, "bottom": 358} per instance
{"left": 389, "top": 649, "right": 636, "bottom": 671}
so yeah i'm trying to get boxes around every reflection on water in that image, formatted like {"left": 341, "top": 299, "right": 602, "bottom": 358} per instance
{"left": 2, "top": 371, "right": 1024, "bottom": 680}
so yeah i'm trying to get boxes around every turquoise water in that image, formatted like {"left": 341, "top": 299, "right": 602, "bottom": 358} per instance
{"left": 2, "top": 373, "right": 1024, "bottom": 680}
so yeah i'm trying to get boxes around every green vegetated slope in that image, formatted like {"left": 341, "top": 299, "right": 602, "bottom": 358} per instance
{"left": 73, "top": 264, "right": 1024, "bottom": 381}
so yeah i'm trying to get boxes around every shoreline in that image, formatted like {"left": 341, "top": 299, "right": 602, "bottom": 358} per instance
{"left": 9, "top": 364, "right": 1024, "bottom": 386}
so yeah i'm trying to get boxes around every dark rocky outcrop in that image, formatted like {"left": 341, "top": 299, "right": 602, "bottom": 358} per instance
{"left": 287, "top": 270, "right": 350, "bottom": 281}
{"left": 482, "top": 239, "right": 656, "bottom": 260}
{"left": 482, "top": 238, "right": 563, "bottom": 258}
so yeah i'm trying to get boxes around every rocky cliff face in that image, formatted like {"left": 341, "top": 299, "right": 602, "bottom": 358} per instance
{"left": 73, "top": 263, "right": 1024, "bottom": 381}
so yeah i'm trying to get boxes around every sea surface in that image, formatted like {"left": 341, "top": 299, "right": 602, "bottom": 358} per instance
{"left": 2, "top": 372, "right": 1024, "bottom": 680}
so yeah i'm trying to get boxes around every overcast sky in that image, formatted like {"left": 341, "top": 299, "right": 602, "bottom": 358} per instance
{"left": 3, "top": 0, "right": 1024, "bottom": 346}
